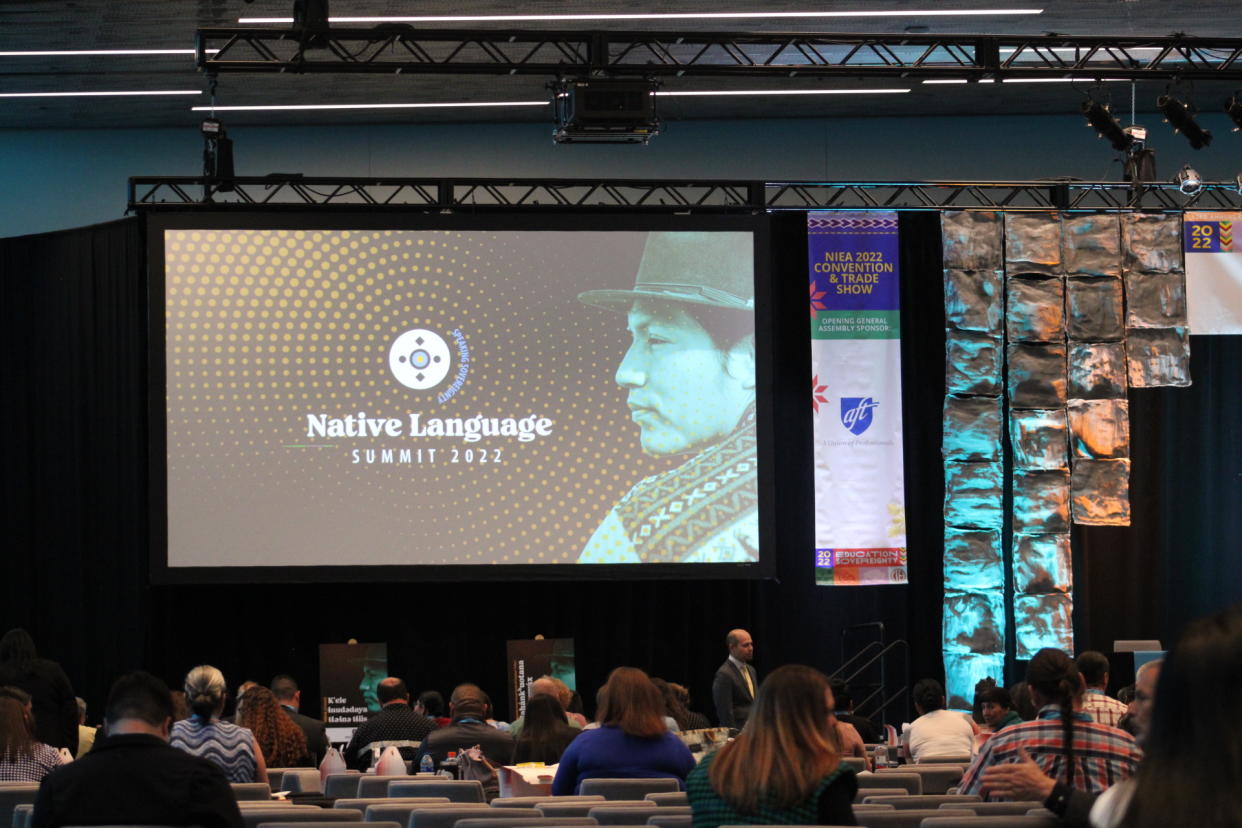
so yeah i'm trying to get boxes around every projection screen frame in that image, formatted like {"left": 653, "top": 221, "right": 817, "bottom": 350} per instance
{"left": 146, "top": 211, "right": 776, "bottom": 584}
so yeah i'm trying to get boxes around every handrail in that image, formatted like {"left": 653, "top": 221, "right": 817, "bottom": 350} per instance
{"left": 829, "top": 640, "right": 883, "bottom": 680}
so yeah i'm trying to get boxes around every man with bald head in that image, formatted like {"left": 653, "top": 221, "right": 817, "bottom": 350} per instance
{"left": 712, "top": 628, "right": 757, "bottom": 729}
{"left": 416, "top": 683, "right": 515, "bottom": 794}
{"left": 578, "top": 231, "right": 758, "bottom": 564}
{"left": 342, "top": 677, "right": 438, "bottom": 770}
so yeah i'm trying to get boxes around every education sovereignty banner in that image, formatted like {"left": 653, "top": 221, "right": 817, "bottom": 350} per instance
{"left": 808, "top": 212, "right": 907, "bottom": 585}
{"left": 1184, "top": 211, "right": 1242, "bottom": 335}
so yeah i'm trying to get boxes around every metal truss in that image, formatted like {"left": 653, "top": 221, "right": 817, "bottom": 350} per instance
{"left": 198, "top": 28, "right": 1242, "bottom": 81}
{"left": 129, "top": 177, "right": 1242, "bottom": 212}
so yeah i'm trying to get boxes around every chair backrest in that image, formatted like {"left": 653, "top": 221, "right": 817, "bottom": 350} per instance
{"left": 919, "top": 817, "right": 1060, "bottom": 828}
{"left": 539, "top": 803, "right": 655, "bottom": 819}
{"left": 850, "top": 805, "right": 897, "bottom": 813}
{"left": 491, "top": 797, "right": 605, "bottom": 809}
{"left": 840, "top": 757, "right": 867, "bottom": 773}
{"left": 915, "top": 756, "right": 972, "bottom": 765}
{"left": 579, "top": 779, "right": 681, "bottom": 801}
{"left": 409, "top": 807, "right": 531, "bottom": 828}
{"left": 240, "top": 807, "right": 363, "bottom": 828}
{"left": 267, "top": 771, "right": 286, "bottom": 791}
{"left": 389, "top": 780, "right": 486, "bottom": 803}
{"left": 280, "top": 769, "right": 324, "bottom": 794}
{"left": 854, "top": 788, "right": 906, "bottom": 804}
{"left": 852, "top": 809, "right": 978, "bottom": 828}
{"left": 362, "top": 801, "right": 459, "bottom": 824}
{"left": 861, "top": 795, "right": 982, "bottom": 810}
{"left": 335, "top": 798, "right": 452, "bottom": 811}
{"left": 11, "top": 804, "right": 34, "bottom": 828}
{"left": 646, "top": 815, "right": 691, "bottom": 828}
{"left": 589, "top": 806, "right": 691, "bottom": 826}
{"left": 453, "top": 818, "right": 599, "bottom": 828}
{"left": 950, "top": 801, "right": 1047, "bottom": 816}
{"left": 641, "top": 794, "right": 686, "bottom": 807}
{"left": 261, "top": 824, "right": 400, "bottom": 828}
{"left": 854, "top": 772, "right": 922, "bottom": 795}
{"left": 0, "top": 785, "right": 40, "bottom": 828}
{"left": 876, "top": 765, "right": 964, "bottom": 795}
{"left": 233, "top": 782, "right": 274, "bottom": 801}
{"left": 325, "top": 774, "right": 363, "bottom": 799}
{"left": 359, "top": 776, "right": 418, "bottom": 798}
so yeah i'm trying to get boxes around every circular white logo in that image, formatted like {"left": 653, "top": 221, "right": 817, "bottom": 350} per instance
{"left": 389, "top": 329, "right": 452, "bottom": 390}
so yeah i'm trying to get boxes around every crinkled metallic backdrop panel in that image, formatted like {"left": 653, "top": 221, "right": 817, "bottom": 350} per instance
{"left": 946, "top": 330, "right": 1003, "bottom": 396}
{"left": 943, "top": 211, "right": 1004, "bottom": 271}
{"left": 1015, "top": 592, "right": 1075, "bottom": 659}
{"left": 1066, "top": 276, "right": 1125, "bottom": 341}
{"left": 944, "top": 460, "right": 1005, "bottom": 530}
{"left": 1122, "top": 213, "right": 1184, "bottom": 274}
{"left": 1006, "top": 275, "right": 1066, "bottom": 343}
{"left": 1127, "top": 327, "right": 1192, "bottom": 388}
{"left": 1068, "top": 399, "right": 1130, "bottom": 459}
{"left": 1007, "top": 342, "right": 1068, "bottom": 409}
{"left": 1071, "top": 458, "right": 1132, "bottom": 526}
{"left": 1009, "top": 408, "right": 1069, "bottom": 471}
{"left": 943, "top": 395, "right": 1004, "bottom": 462}
{"left": 1013, "top": 533, "right": 1073, "bottom": 594}
{"left": 944, "top": 268, "right": 1004, "bottom": 334}
{"left": 1013, "top": 469, "right": 1071, "bottom": 534}
{"left": 943, "top": 529, "right": 1004, "bottom": 591}
{"left": 1005, "top": 213, "right": 1063, "bottom": 275}
{"left": 1063, "top": 214, "right": 1122, "bottom": 277}
{"left": 1068, "top": 342, "right": 1128, "bottom": 400}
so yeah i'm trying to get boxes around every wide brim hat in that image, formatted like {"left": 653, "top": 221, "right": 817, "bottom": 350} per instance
{"left": 579, "top": 231, "right": 754, "bottom": 312}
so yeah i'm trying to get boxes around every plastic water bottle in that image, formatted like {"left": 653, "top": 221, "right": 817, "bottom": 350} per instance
{"left": 419, "top": 754, "right": 435, "bottom": 774}
{"left": 440, "top": 750, "right": 459, "bottom": 780}
{"left": 874, "top": 744, "right": 888, "bottom": 769}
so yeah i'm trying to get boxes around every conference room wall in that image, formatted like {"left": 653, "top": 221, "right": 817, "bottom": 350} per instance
{"left": 5, "top": 109, "right": 1242, "bottom": 238}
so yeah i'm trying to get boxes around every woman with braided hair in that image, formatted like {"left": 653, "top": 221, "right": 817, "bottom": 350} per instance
{"left": 238, "top": 685, "right": 312, "bottom": 768}
{"left": 958, "top": 648, "right": 1142, "bottom": 800}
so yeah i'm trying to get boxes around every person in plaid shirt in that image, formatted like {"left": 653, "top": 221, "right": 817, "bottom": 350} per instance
{"left": 959, "top": 648, "right": 1141, "bottom": 800}
{"left": 1076, "top": 651, "right": 1129, "bottom": 728}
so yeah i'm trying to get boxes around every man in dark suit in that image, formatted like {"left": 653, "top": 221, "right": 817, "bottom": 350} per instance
{"left": 32, "top": 671, "right": 242, "bottom": 828}
{"left": 712, "top": 628, "right": 757, "bottom": 729}
{"left": 271, "top": 674, "right": 329, "bottom": 764}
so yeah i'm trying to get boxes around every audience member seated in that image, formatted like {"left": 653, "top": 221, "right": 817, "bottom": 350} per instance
{"left": 902, "top": 678, "right": 975, "bottom": 762}
{"left": 31, "top": 671, "right": 243, "bottom": 828}
{"left": 971, "top": 677, "right": 997, "bottom": 726}
{"left": 1089, "top": 605, "right": 1240, "bottom": 828}
{"left": 511, "top": 694, "right": 579, "bottom": 764}
{"left": 344, "top": 676, "right": 438, "bottom": 771}
{"left": 1009, "top": 680, "right": 1038, "bottom": 720}
{"left": 170, "top": 664, "right": 268, "bottom": 783}
{"left": 74, "top": 696, "right": 95, "bottom": 758}
{"left": 828, "top": 678, "right": 879, "bottom": 744}
{"left": 0, "top": 629, "right": 78, "bottom": 754}
{"left": 959, "top": 647, "right": 1141, "bottom": 799}
{"left": 552, "top": 667, "right": 694, "bottom": 795}
{"left": 510, "top": 676, "right": 585, "bottom": 738}
{"left": 1076, "top": 651, "right": 1129, "bottom": 728}
{"left": 649, "top": 677, "right": 684, "bottom": 732}
{"left": 415, "top": 684, "right": 512, "bottom": 767}
{"left": 668, "top": 682, "right": 711, "bottom": 731}
{"left": 415, "top": 689, "right": 451, "bottom": 727}
{"left": 270, "top": 674, "right": 328, "bottom": 764}
{"left": 0, "top": 689, "right": 61, "bottom": 781}
{"left": 979, "top": 686, "right": 1023, "bottom": 734}
{"left": 238, "top": 685, "right": 312, "bottom": 768}
{"left": 686, "top": 665, "right": 857, "bottom": 828}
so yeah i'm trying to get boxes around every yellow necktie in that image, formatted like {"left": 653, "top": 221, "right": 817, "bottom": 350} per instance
{"left": 739, "top": 663, "right": 754, "bottom": 699}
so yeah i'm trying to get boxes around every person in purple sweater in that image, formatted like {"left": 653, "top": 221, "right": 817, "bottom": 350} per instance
{"left": 552, "top": 667, "right": 695, "bottom": 795}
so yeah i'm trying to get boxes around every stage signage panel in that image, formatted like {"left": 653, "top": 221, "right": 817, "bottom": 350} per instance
{"left": 1185, "top": 211, "right": 1242, "bottom": 334}
{"left": 808, "top": 212, "right": 907, "bottom": 585}
{"left": 320, "top": 642, "right": 387, "bottom": 743}
{"left": 506, "top": 637, "right": 576, "bottom": 722}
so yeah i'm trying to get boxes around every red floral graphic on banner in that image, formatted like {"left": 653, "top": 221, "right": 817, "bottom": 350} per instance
{"left": 812, "top": 375, "right": 829, "bottom": 413}
{"left": 809, "top": 280, "right": 828, "bottom": 319}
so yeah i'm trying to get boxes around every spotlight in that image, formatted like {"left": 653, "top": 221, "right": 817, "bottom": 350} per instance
{"left": 1158, "top": 95, "right": 1212, "bottom": 149}
{"left": 1226, "top": 94, "right": 1242, "bottom": 131}
{"left": 201, "top": 118, "right": 235, "bottom": 191}
{"left": 1173, "top": 163, "right": 1203, "bottom": 196}
{"left": 1082, "top": 100, "right": 1134, "bottom": 151}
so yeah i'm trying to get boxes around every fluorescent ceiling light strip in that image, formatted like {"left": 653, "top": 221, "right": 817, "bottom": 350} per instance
{"left": 0, "top": 49, "right": 198, "bottom": 56}
{"left": 922, "top": 79, "right": 969, "bottom": 84}
{"left": 0, "top": 90, "right": 201, "bottom": 97}
{"left": 1002, "top": 77, "right": 1128, "bottom": 83}
{"left": 242, "top": 9, "right": 1043, "bottom": 23}
{"left": 656, "top": 88, "right": 909, "bottom": 96}
{"left": 190, "top": 101, "right": 547, "bottom": 111}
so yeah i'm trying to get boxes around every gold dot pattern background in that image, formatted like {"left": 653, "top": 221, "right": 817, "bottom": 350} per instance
{"left": 164, "top": 228, "right": 728, "bottom": 567}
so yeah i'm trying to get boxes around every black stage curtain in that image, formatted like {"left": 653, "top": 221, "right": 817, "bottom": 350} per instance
{"left": 2, "top": 214, "right": 1237, "bottom": 720}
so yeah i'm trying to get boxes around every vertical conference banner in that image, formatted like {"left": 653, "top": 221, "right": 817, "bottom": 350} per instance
{"left": 808, "top": 212, "right": 907, "bottom": 585}
{"left": 1185, "top": 211, "right": 1242, "bottom": 334}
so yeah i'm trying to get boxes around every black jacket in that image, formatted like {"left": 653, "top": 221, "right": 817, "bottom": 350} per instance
{"left": 281, "top": 704, "right": 329, "bottom": 764}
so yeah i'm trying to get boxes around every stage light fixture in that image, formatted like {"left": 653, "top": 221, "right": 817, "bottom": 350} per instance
{"left": 551, "top": 78, "right": 661, "bottom": 145}
{"left": 1173, "top": 163, "right": 1203, "bottom": 196}
{"left": 1158, "top": 94, "right": 1212, "bottom": 149}
{"left": 1082, "top": 100, "right": 1133, "bottom": 151}
{"left": 201, "top": 118, "right": 235, "bottom": 192}
{"left": 1226, "top": 94, "right": 1242, "bottom": 131}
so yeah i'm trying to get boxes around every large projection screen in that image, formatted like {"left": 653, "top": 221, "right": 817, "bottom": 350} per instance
{"left": 148, "top": 214, "right": 772, "bottom": 583}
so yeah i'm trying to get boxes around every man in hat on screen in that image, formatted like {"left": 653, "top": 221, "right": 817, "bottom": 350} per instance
{"left": 577, "top": 231, "right": 758, "bottom": 563}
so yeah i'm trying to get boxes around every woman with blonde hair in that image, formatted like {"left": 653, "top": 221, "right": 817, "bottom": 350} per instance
{"left": 237, "top": 685, "right": 311, "bottom": 768}
{"left": 170, "top": 665, "right": 268, "bottom": 783}
{"left": 551, "top": 667, "right": 694, "bottom": 795}
{"left": 687, "top": 665, "right": 857, "bottom": 828}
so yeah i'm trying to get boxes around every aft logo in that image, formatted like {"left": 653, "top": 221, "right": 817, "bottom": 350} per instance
{"left": 840, "top": 397, "right": 879, "bottom": 435}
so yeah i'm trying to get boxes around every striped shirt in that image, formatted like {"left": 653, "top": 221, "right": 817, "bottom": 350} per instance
{"left": 958, "top": 705, "right": 1141, "bottom": 800}
{"left": 1081, "top": 690, "right": 1129, "bottom": 728}
{"left": 0, "top": 743, "right": 61, "bottom": 781}
{"left": 170, "top": 717, "right": 257, "bottom": 782}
